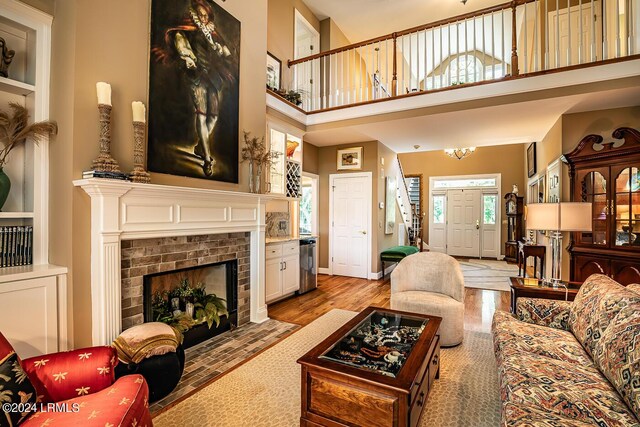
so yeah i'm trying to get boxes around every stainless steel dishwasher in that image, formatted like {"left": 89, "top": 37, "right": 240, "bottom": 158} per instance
{"left": 298, "top": 238, "right": 317, "bottom": 294}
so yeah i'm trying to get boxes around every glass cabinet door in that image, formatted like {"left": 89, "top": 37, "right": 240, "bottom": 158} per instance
{"left": 269, "top": 128, "right": 286, "bottom": 194}
{"left": 613, "top": 166, "right": 640, "bottom": 248}
{"left": 578, "top": 168, "right": 609, "bottom": 246}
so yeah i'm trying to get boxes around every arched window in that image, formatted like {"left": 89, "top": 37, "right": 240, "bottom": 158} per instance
{"left": 444, "top": 54, "right": 483, "bottom": 85}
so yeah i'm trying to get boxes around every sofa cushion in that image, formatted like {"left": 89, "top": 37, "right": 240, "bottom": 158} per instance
{"left": 516, "top": 297, "right": 572, "bottom": 330}
{"left": 628, "top": 283, "right": 640, "bottom": 294}
{"left": 492, "top": 311, "right": 593, "bottom": 367}
{"left": 0, "top": 351, "right": 37, "bottom": 427}
{"left": 502, "top": 402, "right": 611, "bottom": 427}
{"left": 498, "top": 352, "right": 638, "bottom": 426}
{"left": 569, "top": 274, "right": 640, "bottom": 357}
{"left": 593, "top": 303, "right": 640, "bottom": 420}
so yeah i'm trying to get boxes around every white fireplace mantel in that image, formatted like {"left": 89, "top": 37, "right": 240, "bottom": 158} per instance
{"left": 74, "top": 178, "right": 282, "bottom": 346}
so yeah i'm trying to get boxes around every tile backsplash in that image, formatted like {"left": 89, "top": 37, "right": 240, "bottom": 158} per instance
{"left": 266, "top": 212, "right": 290, "bottom": 237}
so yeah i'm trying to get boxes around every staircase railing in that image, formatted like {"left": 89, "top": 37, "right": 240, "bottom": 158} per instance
{"left": 396, "top": 158, "right": 413, "bottom": 245}
{"left": 287, "top": 0, "right": 640, "bottom": 112}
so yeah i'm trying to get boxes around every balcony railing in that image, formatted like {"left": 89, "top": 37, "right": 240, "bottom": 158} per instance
{"left": 287, "top": 0, "right": 640, "bottom": 112}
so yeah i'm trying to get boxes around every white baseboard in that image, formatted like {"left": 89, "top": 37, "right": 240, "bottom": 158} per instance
{"left": 371, "top": 263, "right": 397, "bottom": 280}
{"left": 318, "top": 267, "right": 331, "bottom": 275}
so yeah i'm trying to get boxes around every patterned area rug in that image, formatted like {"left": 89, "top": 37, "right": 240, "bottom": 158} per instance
{"left": 153, "top": 309, "right": 501, "bottom": 427}
{"left": 459, "top": 259, "right": 518, "bottom": 292}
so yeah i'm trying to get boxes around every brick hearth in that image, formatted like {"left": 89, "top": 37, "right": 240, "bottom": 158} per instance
{"left": 120, "top": 232, "right": 251, "bottom": 330}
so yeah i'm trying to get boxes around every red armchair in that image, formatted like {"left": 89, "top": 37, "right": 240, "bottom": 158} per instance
{"left": 0, "top": 333, "right": 152, "bottom": 427}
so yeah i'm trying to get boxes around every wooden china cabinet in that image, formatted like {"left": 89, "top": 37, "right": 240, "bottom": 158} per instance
{"left": 504, "top": 193, "right": 524, "bottom": 263}
{"left": 563, "top": 127, "right": 640, "bottom": 285}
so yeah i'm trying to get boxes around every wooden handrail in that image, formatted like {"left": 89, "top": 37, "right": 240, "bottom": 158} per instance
{"left": 288, "top": 0, "right": 524, "bottom": 67}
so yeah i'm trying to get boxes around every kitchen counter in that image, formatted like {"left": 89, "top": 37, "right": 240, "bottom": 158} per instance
{"left": 266, "top": 235, "right": 318, "bottom": 244}
{"left": 266, "top": 236, "right": 299, "bottom": 244}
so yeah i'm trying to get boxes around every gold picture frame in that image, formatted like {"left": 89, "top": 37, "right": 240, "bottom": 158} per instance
{"left": 337, "top": 147, "right": 363, "bottom": 170}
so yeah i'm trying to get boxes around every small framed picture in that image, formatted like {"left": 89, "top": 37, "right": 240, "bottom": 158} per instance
{"left": 527, "top": 142, "right": 537, "bottom": 178}
{"left": 337, "top": 147, "right": 363, "bottom": 170}
{"left": 266, "top": 52, "right": 281, "bottom": 91}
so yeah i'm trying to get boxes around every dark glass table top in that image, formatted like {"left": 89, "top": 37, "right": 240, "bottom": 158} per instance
{"left": 319, "top": 310, "right": 428, "bottom": 378}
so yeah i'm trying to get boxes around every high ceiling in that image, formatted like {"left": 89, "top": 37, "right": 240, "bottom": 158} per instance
{"left": 302, "top": 0, "right": 507, "bottom": 43}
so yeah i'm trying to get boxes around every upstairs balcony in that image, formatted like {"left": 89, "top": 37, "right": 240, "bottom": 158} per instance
{"left": 275, "top": 0, "right": 640, "bottom": 117}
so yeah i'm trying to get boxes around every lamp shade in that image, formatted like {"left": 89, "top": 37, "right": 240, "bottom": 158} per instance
{"left": 526, "top": 202, "right": 592, "bottom": 232}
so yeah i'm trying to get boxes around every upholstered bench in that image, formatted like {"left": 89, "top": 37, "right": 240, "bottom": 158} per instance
{"left": 380, "top": 245, "right": 420, "bottom": 278}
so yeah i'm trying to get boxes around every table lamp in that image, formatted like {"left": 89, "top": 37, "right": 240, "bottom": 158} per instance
{"left": 526, "top": 202, "right": 592, "bottom": 287}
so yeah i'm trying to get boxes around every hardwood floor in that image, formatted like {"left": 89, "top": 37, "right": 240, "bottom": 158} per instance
{"left": 268, "top": 274, "right": 510, "bottom": 334}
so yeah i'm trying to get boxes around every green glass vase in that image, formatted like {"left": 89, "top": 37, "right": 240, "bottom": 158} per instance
{"left": 0, "top": 168, "right": 11, "bottom": 212}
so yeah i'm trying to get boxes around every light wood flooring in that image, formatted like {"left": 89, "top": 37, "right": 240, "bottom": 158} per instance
{"left": 269, "top": 274, "right": 510, "bottom": 334}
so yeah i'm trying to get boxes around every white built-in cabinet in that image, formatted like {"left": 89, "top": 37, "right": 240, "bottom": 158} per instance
{"left": 267, "top": 121, "right": 302, "bottom": 198}
{"left": 265, "top": 240, "right": 300, "bottom": 303}
{"left": 0, "top": 0, "right": 68, "bottom": 357}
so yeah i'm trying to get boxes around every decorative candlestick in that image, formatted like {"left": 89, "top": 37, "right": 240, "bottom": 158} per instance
{"left": 91, "top": 83, "right": 120, "bottom": 172}
{"left": 130, "top": 101, "right": 150, "bottom": 182}
{"left": 130, "top": 121, "right": 151, "bottom": 183}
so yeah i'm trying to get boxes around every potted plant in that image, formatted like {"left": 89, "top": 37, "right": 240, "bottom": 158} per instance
{"left": 0, "top": 103, "right": 57, "bottom": 211}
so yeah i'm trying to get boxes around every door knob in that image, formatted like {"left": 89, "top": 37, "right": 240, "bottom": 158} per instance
{"left": 360, "top": 230, "right": 367, "bottom": 235}
{"left": 476, "top": 220, "right": 480, "bottom": 230}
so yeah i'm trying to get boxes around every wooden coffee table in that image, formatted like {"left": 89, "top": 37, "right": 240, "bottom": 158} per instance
{"left": 298, "top": 306, "right": 441, "bottom": 427}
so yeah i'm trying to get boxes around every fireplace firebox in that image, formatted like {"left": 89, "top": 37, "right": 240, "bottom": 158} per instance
{"left": 143, "top": 260, "right": 238, "bottom": 349}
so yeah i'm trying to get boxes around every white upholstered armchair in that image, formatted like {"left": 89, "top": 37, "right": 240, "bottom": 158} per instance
{"left": 390, "top": 252, "right": 465, "bottom": 346}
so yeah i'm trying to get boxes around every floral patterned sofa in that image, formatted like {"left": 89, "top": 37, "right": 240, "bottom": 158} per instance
{"left": 492, "top": 274, "right": 640, "bottom": 426}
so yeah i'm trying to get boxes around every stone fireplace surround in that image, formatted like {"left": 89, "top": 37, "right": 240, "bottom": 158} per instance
{"left": 121, "top": 233, "right": 250, "bottom": 330}
{"left": 74, "top": 179, "right": 274, "bottom": 346}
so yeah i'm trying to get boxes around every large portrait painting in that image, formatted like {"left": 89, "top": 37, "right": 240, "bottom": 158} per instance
{"left": 149, "top": 0, "right": 240, "bottom": 182}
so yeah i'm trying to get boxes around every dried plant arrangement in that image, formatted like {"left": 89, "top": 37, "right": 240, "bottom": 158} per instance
{"left": 0, "top": 102, "right": 58, "bottom": 168}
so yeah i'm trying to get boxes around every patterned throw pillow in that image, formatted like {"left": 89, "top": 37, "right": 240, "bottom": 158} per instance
{"left": 628, "top": 283, "right": 640, "bottom": 295}
{"left": 593, "top": 303, "right": 640, "bottom": 419}
{"left": 569, "top": 274, "right": 640, "bottom": 356}
{"left": 0, "top": 352, "right": 37, "bottom": 427}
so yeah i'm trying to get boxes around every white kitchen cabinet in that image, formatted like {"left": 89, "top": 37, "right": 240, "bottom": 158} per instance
{"left": 265, "top": 241, "right": 300, "bottom": 303}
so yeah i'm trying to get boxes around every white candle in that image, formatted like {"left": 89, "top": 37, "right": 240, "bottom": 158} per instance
{"left": 132, "top": 101, "right": 146, "bottom": 123}
{"left": 96, "top": 82, "right": 111, "bottom": 106}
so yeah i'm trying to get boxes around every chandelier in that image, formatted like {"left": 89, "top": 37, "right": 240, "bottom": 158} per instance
{"left": 444, "top": 147, "right": 476, "bottom": 160}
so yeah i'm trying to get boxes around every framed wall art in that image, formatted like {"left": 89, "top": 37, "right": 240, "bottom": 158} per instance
{"left": 337, "top": 147, "right": 363, "bottom": 170}
{"left": 148, "top": 0, "right": 241, "bottom": 182}
{"left": 527, "top": 142, "right": 537, "bottom": 178}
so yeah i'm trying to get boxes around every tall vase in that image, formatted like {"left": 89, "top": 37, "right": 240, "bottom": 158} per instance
{"left": 0, "top": 168, "right": 10, "bottom": 212}
{"left": 255, "top": 163, "right": 263, "bottom": 194}
{"left": 248, "top": 161, "right": 255, "bottom": 193}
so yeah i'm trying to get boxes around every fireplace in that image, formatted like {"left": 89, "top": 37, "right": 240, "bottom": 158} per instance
{"left": 143, "top": 260, "right": 238, "bottom": 348}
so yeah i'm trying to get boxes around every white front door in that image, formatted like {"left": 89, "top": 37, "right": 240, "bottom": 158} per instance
{"left": 447, "top": 189, "right": 481, "bottom": 257}
{"left": 331, "top": 175, "right": 370, "bottom": 278}
{"left": 481, "top": 193, "right": 499, "bottom": 258}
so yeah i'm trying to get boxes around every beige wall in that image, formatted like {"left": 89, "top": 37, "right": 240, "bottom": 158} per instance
{"left": 377, "top": 142, "right": 401, "bottom": 268}
{"left": 303, "top": 141, "right": 319, "bottom": 174}
{"left": 267, "top": 0, "right": 319, "bottom": 90}
{"left": 19, "top": 0, "right": 54, "bottom": 15}
{"left": 399, "top": 144, "right": 526, "bottom": 254}
{"left": 320, "top": 18, "right": 352, "bottom": 51}
{"left": 49, "top": 0, "right": 267, "bottom": 347}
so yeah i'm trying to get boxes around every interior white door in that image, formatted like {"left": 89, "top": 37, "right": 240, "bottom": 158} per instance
{"left": 447, "top": 189, "right": 481, "bottom": 257}
{"left": 294, "top": 10, "right": 320, "bottom": 109}
{"left": 548, "top": 2, "right": 601, "bottom": 68}
{"left": 331, "top": 175, "right": 369, "bottom": 278}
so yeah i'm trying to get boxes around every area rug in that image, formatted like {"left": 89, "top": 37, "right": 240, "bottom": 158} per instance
{"left": 459, "top": 259, "right": 518, "bottom": 292}
{"left": 153, "top": 309, "right": 501, "bottom": 427}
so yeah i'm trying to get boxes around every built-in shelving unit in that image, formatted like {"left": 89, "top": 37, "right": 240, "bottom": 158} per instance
{"left": 0, "top": 0, "right": 68, "bottom": 356}
{"left": 267, "top": 121, "right": 302, "bottom": 199}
